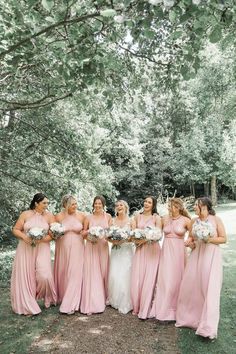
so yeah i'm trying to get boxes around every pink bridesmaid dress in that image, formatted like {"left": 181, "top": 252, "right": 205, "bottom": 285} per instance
{"left": 54, "top": 214, "right": 84, "bottom": 314}
{"left": 80, "top": 213, "right": 109, "bottom": 314}
{"left": 11, "top": 212, "right": 57, "bottom": 315}
{"left": 176, "top": 215, "right": 223, "bottom": 339}
{"left": 150, "top": 216, "right": 188, "bottom": 321}
{"left": 131, "top": 214, "right": 161, "bottom": 319}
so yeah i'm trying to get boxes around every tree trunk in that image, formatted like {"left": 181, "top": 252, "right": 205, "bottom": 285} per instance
{"left": 190, "top": 181, "right": 195, "bottom": 197}
{"left": 204, "top": 182, "right": 209, "bottom": 196}
{"left": 210, "top": 175, "right": 217, "bottom": 206}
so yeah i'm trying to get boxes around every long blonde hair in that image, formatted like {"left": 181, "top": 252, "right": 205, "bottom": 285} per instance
{"left": 169, "top": 198, "right": 191, "bottom": 219}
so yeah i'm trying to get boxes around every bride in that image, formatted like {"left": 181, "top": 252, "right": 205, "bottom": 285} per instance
{"left": 107, "top": 200, "right": 134, "bottom": 314}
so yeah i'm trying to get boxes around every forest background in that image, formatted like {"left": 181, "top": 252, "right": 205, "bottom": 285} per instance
{"left": 1, "top": 0, "right": 236, "bottom": 245}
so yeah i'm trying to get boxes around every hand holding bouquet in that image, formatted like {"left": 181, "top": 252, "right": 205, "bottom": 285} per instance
{"left": 192, "top": 220, "right": 215, "bottom": 243}
{"left": 87, "top": 226, "right": 105, "bottom": 243}
{"left": 130, "top": 227, "right": 162, "bottom": 246}
{"left": 27, "top": 227, "right": 47, "bottom": 247}
{"left": 105, "top": 226, "right": 129, "bottom": 248}
{"left": 129, "top": 228, "right": 146, "bottom": 246}
{"left": 50, "top": 222, "right": 65, "bottom": 240}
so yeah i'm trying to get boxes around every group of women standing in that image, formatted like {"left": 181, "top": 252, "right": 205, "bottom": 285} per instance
{"left": 11, "top": 193, "right": 227, "bottom": 340}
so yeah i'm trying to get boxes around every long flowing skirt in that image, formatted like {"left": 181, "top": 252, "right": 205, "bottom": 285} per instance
{"left": 80, "top": 239, "right": 109, "bottom": 314}
{"left": 131, "top": 242, "right": 161, "bottom": 319}
{"left": 108, "top": 243, "right": 134, "bottom": 314}
{"left": 54, "top": 233, "right": 84, "bottom": 313}
{"left": 150, "top": 237, "right": 186, "bottom": 321}
{"left": 176, "top": 242, "right": 223, "bottom": 339}
{"left": 11, "top": 241, "right": 57, "bottom": 315}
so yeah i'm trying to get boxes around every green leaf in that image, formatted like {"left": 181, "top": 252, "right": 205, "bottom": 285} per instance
{"left": 41, "top": 0, "right": 54, "bottom": 12}
{"left": 100, "top": 9, "right": 117, "bottom": 18}
{"left": 209, "top": 26, "right": 222, "bottom": 43}
{"left": 144, "top": 29, "right": 156, "bottom": 39}
{"left": 169, "top": 11, "right": 177, "bottom": 24}
{"left": 171, "top": 30, "right": 183, "bottom": 40}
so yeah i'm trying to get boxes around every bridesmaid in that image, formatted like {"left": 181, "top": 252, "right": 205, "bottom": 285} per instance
{"left": 108, "top": 200, "right": 134, "bottom": 314}
{"left": 80, "top": 195, "right": 112, "bottom": 315}
{"left": 176, "top": 197, "right": 227, "bottom": 339}
{"left": 150, "top": 198, "right": 191, "bottom": 321}
{"left": 11, "top": 193, "right": 57, "bottom": 315}
{"left": 54, "top": 195, "right": 85, "bottom": 314}
{"left": 131, "top": 196, "right": 162, "bottom": 319}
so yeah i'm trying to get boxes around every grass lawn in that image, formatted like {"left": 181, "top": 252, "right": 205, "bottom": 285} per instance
{"left": 177, "top": 203, "right": 236, "bottom": 353}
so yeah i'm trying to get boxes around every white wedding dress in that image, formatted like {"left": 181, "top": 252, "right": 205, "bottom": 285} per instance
{"left": 108, "top": 223, "right": 134, "bottom": 314}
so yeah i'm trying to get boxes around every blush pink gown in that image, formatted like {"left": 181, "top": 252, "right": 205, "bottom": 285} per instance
{"left": 54, "top": 214, "right": 84, "bottom": 314}
{"left": 80, "top": 213, "right": 109, "bottom": 314}
{"left": 11, "top": 212, "right": 57, "bottom": 315}
{"left": 131, "top": 214, "right": 161, "bottom": 319}
{"left": 150, "top": 215, "right": 188, "bottom": 321}
{"left": 176, "top": 215, "right": 223, "bottom": 339}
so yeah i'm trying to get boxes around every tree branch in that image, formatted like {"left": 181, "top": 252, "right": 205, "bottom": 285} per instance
{"left": 0, "top": 12, "right": 100, "bottom": 58}
{"left": 0, "top": 92, "right": 73, "bottom": 111}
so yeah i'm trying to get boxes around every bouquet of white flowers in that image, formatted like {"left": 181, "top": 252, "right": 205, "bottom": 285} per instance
{"left": 27, "top": 227, "right": 47, "bottom": 247}
{"left": 192, "top": 219, "right": 215, "bottom": 243}
{"left": 87, "top": 226, "right": 105, "bottom": 243}
{"left": 50, "top": 222, "right": 65, "bottom": 240}
{"left": 129, "top": 228, "right": 146, "bottom": 241}
{"left": 144, "top": 226, "right": 163, "bottom": 242}
{"left": 105, "top": 226, "right": 129, "bottom": 242}
{"left": 130, "top": 227, "right": 162, "bottom": 244}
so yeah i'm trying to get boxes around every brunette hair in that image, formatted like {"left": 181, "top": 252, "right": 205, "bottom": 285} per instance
{"left": 143, "top": 196, "right": 157, "bottom": 215}
{"left": 92, "top": 195, "right": 106, "bottom": 210}
{"left": 61, "top": 194, "right": 76, "bottom": 209}
{"left": 29, "top": 193, "right": 47, "bottom": 210}
{"left": 169, "top": 198, "right": 191, "bottom": 219}
{"left": 115, "top": 200, "right": 129, "bottom": 216}
{"left": 197, "top": 197, "right": 216, "bottom": 215}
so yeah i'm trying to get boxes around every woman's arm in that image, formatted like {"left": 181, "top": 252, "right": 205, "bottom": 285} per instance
{"left": 208, "top": 216, "right": 227, "bottom": 245}
{"left": 81, "top": 216, "right": 89, "bottom": 239}
{"left": 107, "top": 213, "right": 113, "bottom": 227}
{"left": 184, "top": 219, "right": 196, "bottom": 250}
{"left": 12, "top": 212, "right": 32, "bottom": 245}
{"left": 131, "top": 214, "right": 138, "bottom": 230}
{"left": 155, "top": 214, "right": 162, "bottom": 229}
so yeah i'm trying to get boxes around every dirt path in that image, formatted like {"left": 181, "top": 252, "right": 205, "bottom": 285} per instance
{"left": 29, "top": 307, "right": 179, "bottom": 354}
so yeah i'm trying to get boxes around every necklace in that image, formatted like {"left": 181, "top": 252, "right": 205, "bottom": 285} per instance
{"left": 172, "top": 215, "right": 181, "bottom": 220}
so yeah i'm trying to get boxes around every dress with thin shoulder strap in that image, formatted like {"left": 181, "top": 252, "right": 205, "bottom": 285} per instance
{"left": 54, "top": 213, "right": 84, "bottom": 314}
{"left": 131, "top": 214, "right": 161, "bottom": 319}
{"left": 80, "top": 212, "right": 109, "bottom": 314}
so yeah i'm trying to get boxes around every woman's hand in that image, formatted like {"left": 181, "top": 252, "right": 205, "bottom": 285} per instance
{"left": 134, "top": 239, "right": 147, "bottom": 247}
{"left": 21, "top": 234, "right": 32, "bottom": 245}
{"left": 39, "top": 234, "right": 52, "bottom": 243}
{"left": 109, "top": 240, "right": 125, "bottom": 246}
{"left": 81, "top": 230, "right": 88, "bottom": 239}
{"left": 184, "top": 239, "right": 196, "bottom": 250}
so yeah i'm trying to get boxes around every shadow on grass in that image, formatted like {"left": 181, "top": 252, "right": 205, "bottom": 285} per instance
{"left": 0, "top": 290, "right": 62, "bottom": 354}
